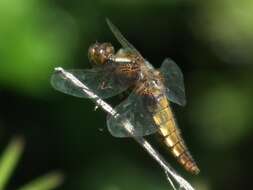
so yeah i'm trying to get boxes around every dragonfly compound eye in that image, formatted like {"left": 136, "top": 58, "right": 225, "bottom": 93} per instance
{"left": 88, "top": 42, "right": 115, "bottom": 65}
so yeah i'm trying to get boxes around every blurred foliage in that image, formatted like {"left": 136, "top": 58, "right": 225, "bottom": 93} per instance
{"left": 0, "top": 137, "right": 63, "bottom": 190}
{"left": 0, "top": 137, "right": 24, "bottom": 190}
{"left": 193, "top": 0, "right": 253, "bottom": 64}
{"left": 0, "top": 0, "right": 252, "bottom": 190}
{"left": 17, "top": 172, "right": 63, "bottom": 190}
{"left": 0, "top": 0, "right": 78, "bottom": 95}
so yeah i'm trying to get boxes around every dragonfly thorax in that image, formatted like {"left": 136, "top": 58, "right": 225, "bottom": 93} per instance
{"left": 139, "top": 63, "right": 164, "bottom": 87}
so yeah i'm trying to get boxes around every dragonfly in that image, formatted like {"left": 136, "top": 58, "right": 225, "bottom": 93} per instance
{"left": 51, "top": 19, "right": 200, "bottom": 175}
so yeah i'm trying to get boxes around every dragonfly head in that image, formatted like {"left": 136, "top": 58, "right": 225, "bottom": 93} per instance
{"left": 88, "top": 42, "right": 115, "bottom": 66}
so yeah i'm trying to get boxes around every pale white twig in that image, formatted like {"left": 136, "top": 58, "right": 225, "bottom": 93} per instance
{"left": 54, "top": 67, "right": 195, "bottom": 190}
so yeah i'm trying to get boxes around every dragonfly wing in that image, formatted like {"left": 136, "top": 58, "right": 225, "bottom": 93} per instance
{"left": 107, "top": 93, "right": 158, "bottom": 138}
{"left": 106, "top": 18, "right": 142, "bottom": 57}
{"left": 51, "top": 68, "right": 131, "bottom": 99}
{"left": 159, "top": 58, "right": 186, "bottom": 106}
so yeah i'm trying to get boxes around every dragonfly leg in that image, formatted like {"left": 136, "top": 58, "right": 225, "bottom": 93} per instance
{"left": 98, "top": 81, "right": 112, "bottom": 90}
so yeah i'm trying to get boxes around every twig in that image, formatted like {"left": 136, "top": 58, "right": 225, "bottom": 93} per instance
{"left": 54, "top": 67, "right": 195, "bottom": 190}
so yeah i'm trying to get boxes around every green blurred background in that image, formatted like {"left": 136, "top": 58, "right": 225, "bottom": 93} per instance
{"left": 0, "top": 0, "right": 253, "bottom": 189}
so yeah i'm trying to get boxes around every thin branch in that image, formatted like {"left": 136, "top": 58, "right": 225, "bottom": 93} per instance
{"left": 54, "top": 67, "right": 195, "bottom": 190}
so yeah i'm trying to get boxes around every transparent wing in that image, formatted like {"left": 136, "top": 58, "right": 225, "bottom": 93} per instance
{"left": 51, "top": 68, "right": 131, "bottom": 99}
{"left": 159, "top": 58, "right": 186, "bottom": 106}
{"left": 106, "top": 18, "right": 142, "bottom": 57}
{"left": 107, "top": 93, "right": 158, "bottom": 138}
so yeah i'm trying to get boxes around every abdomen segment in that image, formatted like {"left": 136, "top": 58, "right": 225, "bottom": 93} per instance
{"left": 152, "top": 96, "right": 200, "bottom": 174}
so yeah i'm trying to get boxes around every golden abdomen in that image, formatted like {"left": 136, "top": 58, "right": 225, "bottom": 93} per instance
{"left": 152, "top": 96, "right": 200, "bottom": 174}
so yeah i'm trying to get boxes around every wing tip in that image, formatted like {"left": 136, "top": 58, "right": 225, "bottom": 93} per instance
{"left": 105, "top": 17, "right": 110, "bottom": 25}
{"left": 181, "top": 100, "right": 187, "bottom": 106}
{"left": 105, "top": 17, "right": 114, "bottom": 31}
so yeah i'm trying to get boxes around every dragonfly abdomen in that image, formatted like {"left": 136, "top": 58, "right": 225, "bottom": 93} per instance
{"left": 152, "top": 96, "right": 200, "bottom": 174}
